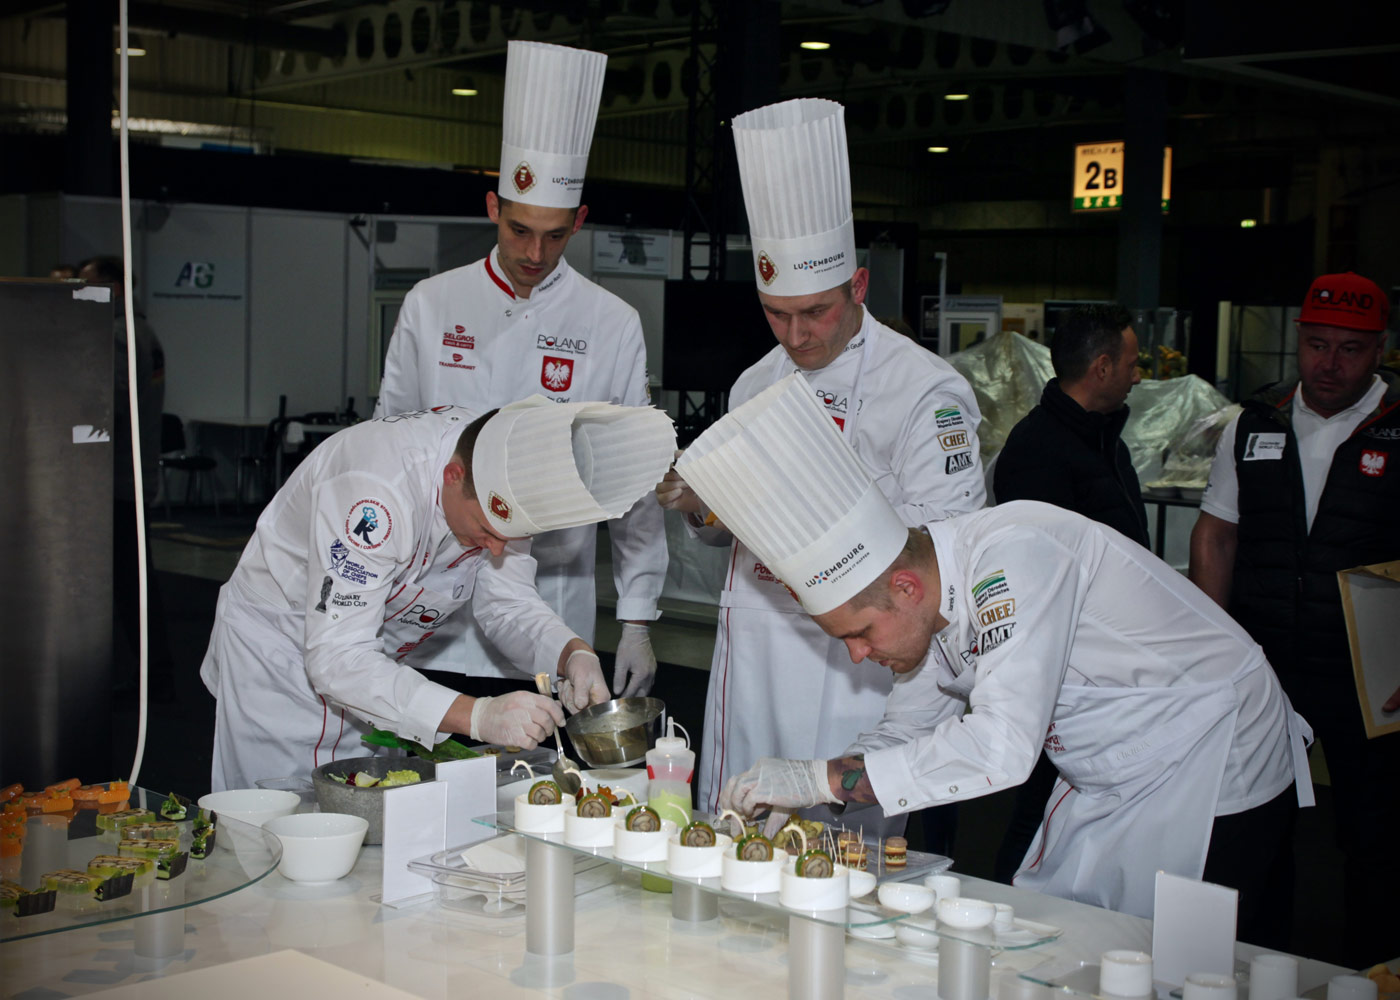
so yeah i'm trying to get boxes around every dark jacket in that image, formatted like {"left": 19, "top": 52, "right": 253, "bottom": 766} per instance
{"left": 1228, "top": 369, "right": 1400, "bottom": 706}
{"left": 993, "top": 378, "right": 1149, "bottom": 546}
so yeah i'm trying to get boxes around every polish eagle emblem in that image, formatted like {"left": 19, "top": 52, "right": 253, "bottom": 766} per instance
{"left": 541, "top": 355, "right": 574, "bottom": 391}
{"left": 757, "top": 251, "right": 777, "bottom": 286}
{"left": 1360, "top": 449, "right": 1387, "bottom": 477}
{"left": 512, "top": 161, "right": 536, "bottom": 195}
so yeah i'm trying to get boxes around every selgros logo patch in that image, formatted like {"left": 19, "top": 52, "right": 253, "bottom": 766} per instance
{"left": 946, "top": 451, "right": 973, "bottom": 474}
{"left": 971, "top": 570, "right": 1008, "bottom": 607}
{"left": 443, "top": 332, "right": 475, "bottom": 349}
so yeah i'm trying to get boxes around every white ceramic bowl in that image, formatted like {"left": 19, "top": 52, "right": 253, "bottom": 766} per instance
{"left": 513, "top": 794, "right": 568, "bottom": 834}
{"left": 993, "top": 902, "right": 1015, "bottom": 932}
{"left": 923, "top": 873, "right": 961, "bottom": 901}
{"left": 613, "top": 817, "right": 677, "bottom": 862}
{"left": 198, "top": 789, "right": 301, "bottom": 852}
{"left": 936, "top": 896, "right": 995, "bottom": 929}
{"left": 262, "top": 812, "right": 368, "bottom": 883}
{"left": 666, "top": 833, "right": 733, "bottom": 878}
{"left": 878, "top": 881, "right": 935, "bottom": 914}
{"left": 564, "top": 811, "right": 617, "bottom": 848}
{"left": 720, "top": 852, "right": 786, "bottom": 893}
{"left": 847, "top": 869, "right": 877, "bottom": 899}
{"left": 896, "top": 923, "right": 941, "bottom": 950}
{"left": 779, "top": 862, "right": 850, "bottom": 911}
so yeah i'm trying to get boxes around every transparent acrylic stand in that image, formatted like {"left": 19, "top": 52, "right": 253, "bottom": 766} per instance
{"left": 477, "top": 810, "right": 1061, "bottom": 1000}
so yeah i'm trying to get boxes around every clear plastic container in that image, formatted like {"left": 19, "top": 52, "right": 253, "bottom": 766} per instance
{"left": 643, "top": 719, "right": 693, "bottom": 893}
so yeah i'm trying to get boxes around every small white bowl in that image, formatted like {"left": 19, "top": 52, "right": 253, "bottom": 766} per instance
{"left": 779, "top": 861, "right": 850, "bottom": 910}
{"left": 936, "top": 896, "right": 995, "bottom": 929}
{"left": 847, "top": 869, "right": 877, "bottom": 899}
{"left": 992, "top": 902, "right": 1015, "bottom": 932}
{"left": 564, "top": 811, "right": 617, "bottom": 848}
{"left": 878, "top": 880, "right": 935, "bottom": 914}
{"left": 513, "top": 794, "right": 567, "bottom": 834}
{"left": 896, "top": 923, "right": 941, "bottom": 950}
{"left": 720, "top": 852, "right": 786, "bottom": 893}
{"left": 198, "top": 789, "right": 300, "bottom": 853}
{"left": 923, "top": 873, "right": 961, "bottom": 901}
{"left": 666, "top": 832, "right": 733, "bottom": 878}
{"left": 262, "top": 812, "right": 368, "bottom": 883}
{"left": 613, "top": 817, "right": 677, "bottom": 863}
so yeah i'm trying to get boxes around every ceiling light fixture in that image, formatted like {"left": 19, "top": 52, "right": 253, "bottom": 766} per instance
{"left": 800, "top": 40, "right": 831, "bottom": 50}
{"left": 451, "top": 87, "right": 478, "bottom": 96}
{"left": 927, "top": 145, "right": 950, "bottom": 153}
{"left": 944, "top": 93, "right": 969, "bottom": 101}
{"left": 1239, "top": 219, "right": 1257, "bottom": 228}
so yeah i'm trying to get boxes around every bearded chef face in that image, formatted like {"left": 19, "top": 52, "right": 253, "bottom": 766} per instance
{"left": 758, "top": 267, "right": 870, "bottom": 372}
{"left": 486, "top": 192, "right": 588, "bottom": 297}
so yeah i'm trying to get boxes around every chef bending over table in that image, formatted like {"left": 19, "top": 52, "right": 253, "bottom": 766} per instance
{"left": 201, "top": 398, "right": 674, "bottom": 792}
{"left": 666, "top": 373, "right": 1314, "bottom": 945}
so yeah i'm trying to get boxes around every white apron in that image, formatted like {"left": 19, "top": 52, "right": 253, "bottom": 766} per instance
{"left": 1013, "top": 661, "right": 1311, "bottom": 918}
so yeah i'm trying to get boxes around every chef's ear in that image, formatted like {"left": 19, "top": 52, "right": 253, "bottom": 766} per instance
{"left": 485, "top": 191, "right": 501, "bottom": 223}
{"left": 849, "top": 267, "right": 871, "bottom": 307}
{"left": 443, "top": 457, "right": 469, "bottom": 491}
{"left": 572, "top": 204, "right": 589, "bottom": 234}
{"left": 889, "top": 567, "right": 924, "bottom": 606}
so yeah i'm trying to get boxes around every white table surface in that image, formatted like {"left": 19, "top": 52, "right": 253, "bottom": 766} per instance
{"left": 0, "top": 846, "right": 1350, "bottom": 1000}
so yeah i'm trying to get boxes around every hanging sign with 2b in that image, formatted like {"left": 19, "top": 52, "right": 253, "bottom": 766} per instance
{"left": 1072, "top": 142, "right": 1172, "bottom": 212}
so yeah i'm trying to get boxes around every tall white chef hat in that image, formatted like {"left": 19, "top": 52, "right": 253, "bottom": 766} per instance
{"left": 473, "top": 397, "right": 676, "bottom": 537}
{"left": 676, "top": 374, "right": 907, "bottom": 615}
{"left": 498, "top": 40, "right": 607, "bottom": 209}
{"left": 733, "top": 98, "right": 857, "bottom": 298}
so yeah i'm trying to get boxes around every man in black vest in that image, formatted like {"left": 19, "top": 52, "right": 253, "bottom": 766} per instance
{"left": 989, "top": 304, "right": 1150, "bottom": 885}
{"left": 1190, "top": 271, "right": 1399, "bottom": 964}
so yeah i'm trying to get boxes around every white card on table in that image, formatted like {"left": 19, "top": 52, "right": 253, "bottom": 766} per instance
{"left": 1151, "top": 870, "right": 1238, "bottom": 987}
{"left": 380, "top": 779, "right": 447, "bottom": 906}
{"left": 437, "top": 755, "right": 495, "bottom": 848}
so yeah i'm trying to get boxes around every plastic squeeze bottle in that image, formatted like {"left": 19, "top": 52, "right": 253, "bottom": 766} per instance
{"left": 643, "top": 718, "right": 693, "bottom": 893}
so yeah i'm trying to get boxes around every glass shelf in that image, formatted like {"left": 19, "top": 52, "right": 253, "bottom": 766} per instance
{"left": 2, "top": 786, "right": 281, "bottom": 942}
{"left": 475, "top": 809, "right": 1061, "bottom": 952}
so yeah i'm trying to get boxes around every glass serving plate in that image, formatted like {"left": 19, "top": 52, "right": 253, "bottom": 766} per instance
{"left": 475, "top": 808, "right": 1061, "bottom": 952}
{"left": 1, "top": 786, "right": 281, "bottom": 942}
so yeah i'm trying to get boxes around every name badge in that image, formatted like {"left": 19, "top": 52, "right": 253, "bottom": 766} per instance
{"left": 1242, "top": 432, "right": 1286, "bottom": 461}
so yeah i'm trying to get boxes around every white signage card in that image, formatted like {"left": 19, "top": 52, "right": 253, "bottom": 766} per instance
{"left": 1151, "top": 870, "right": 1238, "bottom": 987}
{"left": 437, "top": 756, "right": 496, "bottom": 848}
{"left": 1072, "top": 142, "right": 1173, "bottom": 212}
{"left": 592, "top": 230, "right": 671, "bottom": 276}
{"left": 380, "top": 780, "right": 447, "bottom": 906}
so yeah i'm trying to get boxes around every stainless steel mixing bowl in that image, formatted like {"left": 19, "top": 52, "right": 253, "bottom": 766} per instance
{"left": 563, "top": 697, "right": 664, "bottom": 768}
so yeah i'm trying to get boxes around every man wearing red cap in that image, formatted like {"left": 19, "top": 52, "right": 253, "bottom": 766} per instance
{"left": 1190, "top": 271, "right": 1399, "bottom": 963}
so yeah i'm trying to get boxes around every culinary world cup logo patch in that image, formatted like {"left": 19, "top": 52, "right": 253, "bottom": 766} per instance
{"left": 542, "top": 355, "right": 574, "bottom": 391}
{"left": 757, "top": 251, "right": 777, "bottom": 286}
{"left": 512, "top": 161, "right": 536, "bottom": 195}
{"left": 488, "top": 492, "right": 512, "bottom": 522}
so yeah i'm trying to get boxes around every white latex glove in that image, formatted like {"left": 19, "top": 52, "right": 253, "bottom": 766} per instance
{"left": 557, "top": 649, "right": 609, "bottom": 713}
{"left": 719, "top": 758, "right": 837, "bottom": 822}
{"left": 656, "top": 451, "right": 704, "bottom": 515}
{"left": 468, "top": 691, "right": 565, "bottom": 748}
{"left": 613, "top": 623, "right": 657, "bottom": 698}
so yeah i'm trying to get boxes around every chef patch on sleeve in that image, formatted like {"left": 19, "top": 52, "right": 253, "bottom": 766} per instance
{"left": 345, "top": 498, "right": 394, "bottom": 550}
{"left": 1242, "top": 432, "right": 1286, "bottom": 461}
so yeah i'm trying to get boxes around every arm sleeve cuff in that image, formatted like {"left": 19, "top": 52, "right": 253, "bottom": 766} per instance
{"left": 399, "top": 678, "right": 464, "bottom": 747}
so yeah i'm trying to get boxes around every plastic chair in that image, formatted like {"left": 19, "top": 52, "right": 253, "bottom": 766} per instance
{"left": 236, "top": 396, "right": 287, "bottom": 511}
{"left": 158, "top": 413, "right": 220, "bottom": 517}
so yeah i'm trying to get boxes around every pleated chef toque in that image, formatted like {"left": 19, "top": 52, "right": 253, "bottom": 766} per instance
{"left": 733, "top": 98, "right": 857, "bottom": 297}
{"left": 498, "top": 40, "right": 607, "bottom": 209}
{"left": 675, "top": 374, "right": 907, "bottom": 615}
{"left": 474, "top": 397, "right": 676, "bottom": 537}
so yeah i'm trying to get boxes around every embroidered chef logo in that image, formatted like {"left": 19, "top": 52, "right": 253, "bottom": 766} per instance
{"left": 1243, "top": 432, "right": 1285, "bottom": 461}
{"left": 938, "top": 429, "right": 969, "bottom": 451}
{"left": 934, "top": 407, "right": 962, "bottom": 429}
{"left": 542, "top": 355, "right": 574, "bottom": 391}
{"left": 757, "top": 251, "right": 777, "bottom": 286}
{"left": 488, "top": 492, "right": 512, "bottom": 523}
{"left": 346, "top": 499, "right": 393, "bottom": 550}
{"left": 971, "top": 569, "right": 1008, "bottom": 608}
{"left": 512, "top": 161, "right": 536, "bottom": 195}
{"left": 977, "top": 599, "right": 1015, "bottom": 628}
{"left": 1360, "top": 449, "right": 1388, "bottom": 477}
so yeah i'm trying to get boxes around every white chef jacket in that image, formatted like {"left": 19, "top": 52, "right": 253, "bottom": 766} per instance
{"left": 1201, "top": 375, "right": 1385, "bottom": 531}
{"left": 852, "top": 500, "right": 1311, "bottom": 916}
{"left": 694, "top": 312, "right": 987, "bottom": 827}
{"left": 373, "top": 250, "right": 666, "bottom": 677}
{"left": 200, "top": 407, "right": 577, "bottom": 791}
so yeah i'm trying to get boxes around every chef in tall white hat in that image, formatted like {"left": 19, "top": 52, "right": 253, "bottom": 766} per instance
{"left": 374, "top": 40, "right": 669, "bottom": 705}
{"left": 682, "top": 374, "right": 1314, "bottom": 935}
{"left": 201, "top": 399, "right": 675, "bottom": 792}
{"left": 656, "top": 98, "right": 986, "bottom": 839}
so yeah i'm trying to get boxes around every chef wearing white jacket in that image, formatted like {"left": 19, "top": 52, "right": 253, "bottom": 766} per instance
{"left": 374, "top": 41, "right": 666, "bottom": 699}
{"left": 201, "top": 400, "right": 674, "bottom": 792}
{"left": 656, "top": 99, "right": 985, "bottom": 830}
{"left": 680, "top": 376, "right": 1313, "bottom": 934}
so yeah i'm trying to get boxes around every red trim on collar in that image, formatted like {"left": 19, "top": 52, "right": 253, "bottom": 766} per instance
{"left": 1353, "top": 393, "right": 1400, "bottom": 438}
{"left": 485, "top": 254, "right": 516, "bottom": 300}
{"left": 1277, "top": 385, "right": 1297, "bottom": 410}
